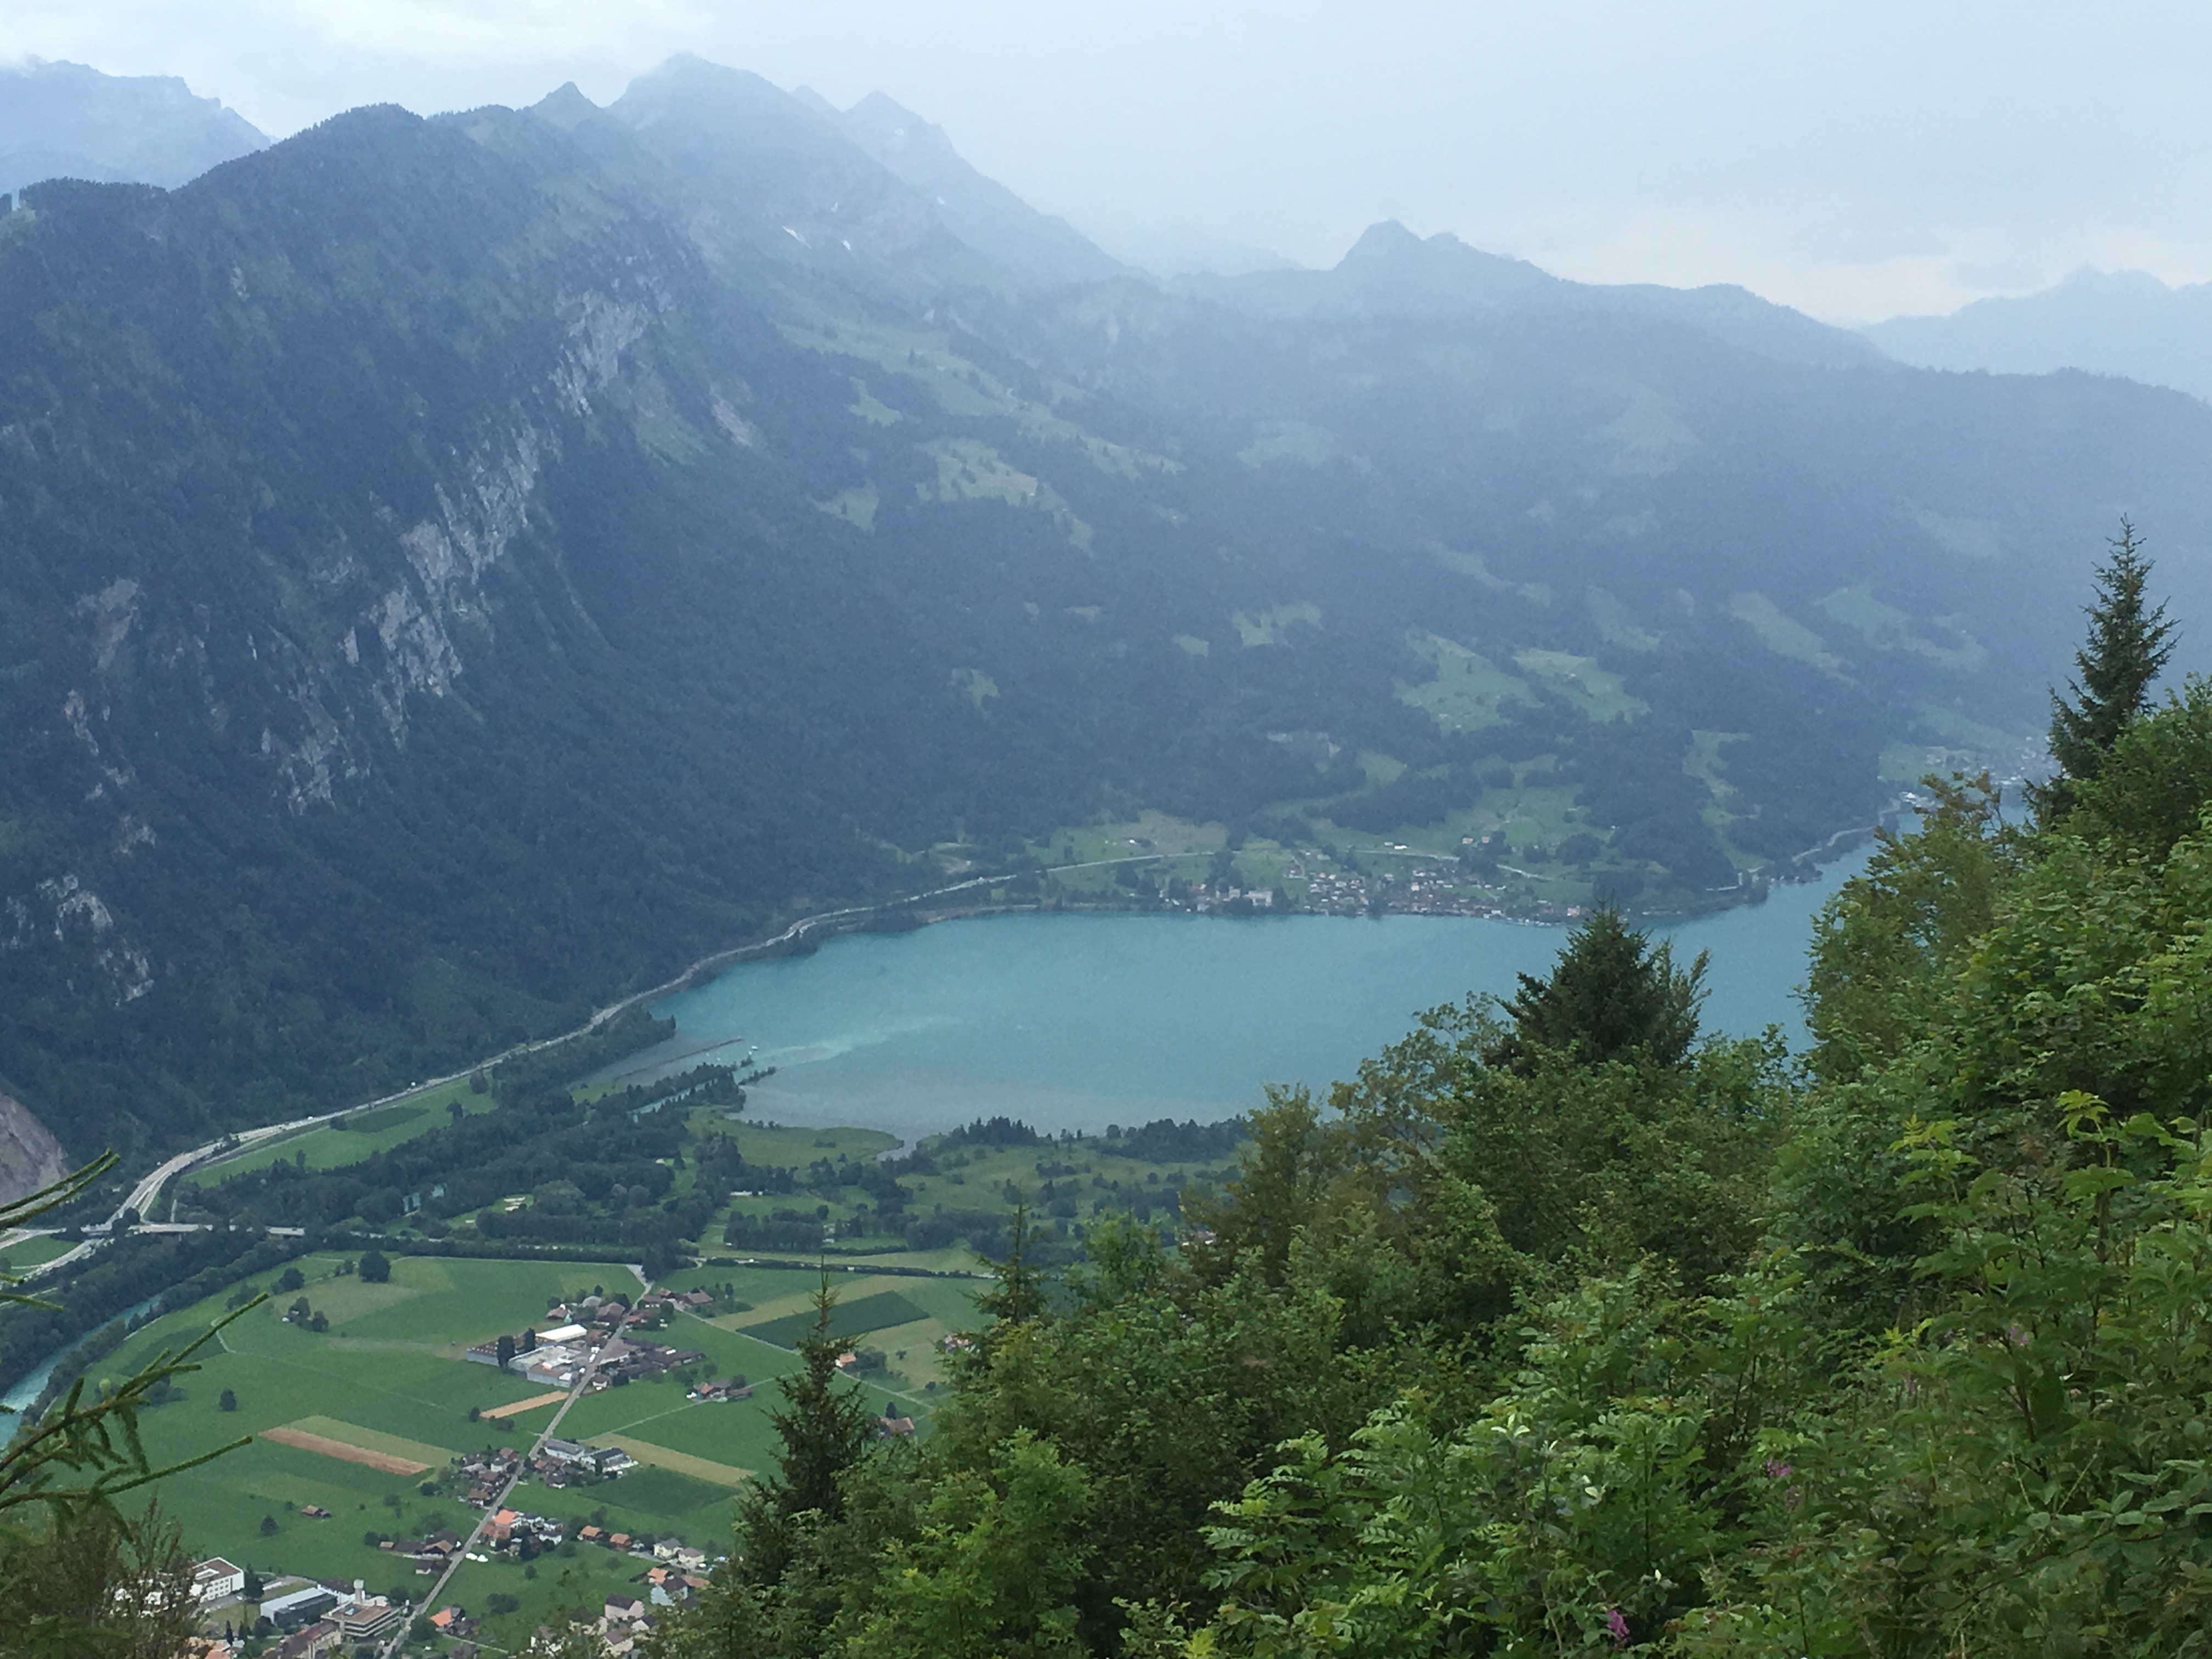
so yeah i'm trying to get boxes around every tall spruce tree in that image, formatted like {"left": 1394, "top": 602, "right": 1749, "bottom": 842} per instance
{"left": 1488, "top": 905, "right": 1707, "bottom": 1071}
{"left": 972, "top": 1202, "right": 1048, "bottom": 1335}
{"left": 763, "top": 1279, "right": 878, "bottom": 1519}
{"left": 2042, "top": 517, "right": 2175, "bottom": 810}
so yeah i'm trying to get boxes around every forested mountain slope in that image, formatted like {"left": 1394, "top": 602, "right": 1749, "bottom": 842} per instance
{"left": 5, "top": 58, "right": 2212, "bottom": 1156}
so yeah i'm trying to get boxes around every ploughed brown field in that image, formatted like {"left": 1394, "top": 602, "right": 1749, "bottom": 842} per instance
{"left": 261, "top": 1426, "right": 430, "bottom": 1476}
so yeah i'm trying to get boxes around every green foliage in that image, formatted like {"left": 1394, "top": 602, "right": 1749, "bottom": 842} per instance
{"left": 0, "top": 1163, "right": 262, "bottom": 1657}
{"left": 843, "top": 1432, "right": 1093, "bottom": 1659}
{"left": 0, "top": 1504, "right": 198, "bottom": 1659}
{"left": 1802, "top": 769, "right": 2010, "bottom": 1081}
{"left": 1199, "top": 1268, "right": 1775, "bottom": 1657}
{"left": 357, "top": 1250, "right": 391, "bottom": 1283}
{"left": 2062, "top": 674, "right": 2212, "bottom": 864}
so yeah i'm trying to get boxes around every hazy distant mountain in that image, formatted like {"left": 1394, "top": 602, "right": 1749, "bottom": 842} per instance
{"left": 0, "top": 58, "right": 266, "bottom": 199}
{"left": 7, "top": 53, "right": 2212, "bottom": 1156}
{"left": 825, "top": 89, "right": 1125, "bottom": 290}
{"left": 607, "top": 54, "right": 961, "bottom": 277}
{"left": 1090, "top": 223, "right": 1299, "bottom": 278}
{"left": 1864, "top": 269, "right": 2212, "bottom": 402}
{"left": 1180, "top": 220, "right": 1884, "bottom": 369}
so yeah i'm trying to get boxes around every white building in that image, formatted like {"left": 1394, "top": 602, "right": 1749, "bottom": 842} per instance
{"left": 337, "top": 1597, "right": 405, "bottom": 1641}
{"left": 508, "top": 1340, "right": 589, "bottom": 1383}
{"left": 191, "top": 1558, "right": 244, "bottom": 1603}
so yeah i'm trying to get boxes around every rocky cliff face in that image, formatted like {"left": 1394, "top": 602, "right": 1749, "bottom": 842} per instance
{"left": 0, "top": 1090, "right": 71, "bottom": 1206}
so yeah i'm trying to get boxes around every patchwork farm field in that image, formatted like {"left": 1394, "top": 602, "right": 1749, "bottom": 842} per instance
{"left": 99, "top": 1253, "right": 623, "bottom": 1582}
{"left": 100, "top": 1251, "right": 963, "bottom": 1587}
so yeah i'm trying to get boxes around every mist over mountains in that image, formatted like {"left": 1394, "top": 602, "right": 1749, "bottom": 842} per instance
{"left": 0, "top": 58, "right": 266, "bottom": 200}
{"left": 1865, "top": 268, "right": 2212, "bottom": 403}
{"left": 5, "top": 54, "right": 2212, "bottom": 1156}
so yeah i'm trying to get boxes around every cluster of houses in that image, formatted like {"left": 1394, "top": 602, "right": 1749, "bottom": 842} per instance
{"left": 591, "top": 1573, "right": 703, "bottom": 1657}
{"left": 425, "top": 1604, "right": 478, "bottom": 1641}
{"left": 463, "top": 1319, "right": 602, "bottom": 1389}
{"left": 188, "top": 1519, "right": 724, "bottom": 1657}
{"left": 1297, "top": 864, "right": 1534, "bottom": 918}
{"left": 576, "top": 1527, "right": 713, "bottom": 1573}
{"left": 377, "top": 1527, "right": 466, "bottom": 1569}
{"left": 517, "top": 1539, "right": 717, "bottom": 1655}
{"left": 627, "top": 1285, "right": 717, "bottom": 1326}
{"left": 481, "top": 1504, "right": 572, "bottom": 1553}
{"left": 596, "top": 1335, "right": 709, "bottom": 1386}
{"left": 456, "top": 1443, "right": 524, "bottom": 1507}
{"left": 463, "top": 1310, "right": 714, "bottom": 1396}
{"left": 536, "top": 1437, "right": 637, "bottom": 1487}
{"left": 186, "top": 1564, "right": 405, "bottom": 1657}
{"left": 685, "top": 1374, "right": 753, "bottom": 1402}
{"left": 1190, "top": 882, "right": 1281, "bottom": 911}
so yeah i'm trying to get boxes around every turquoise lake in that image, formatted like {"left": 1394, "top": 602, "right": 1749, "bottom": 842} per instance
{"left": 615, "top": 857, "right": 1864, "bottom": 1146}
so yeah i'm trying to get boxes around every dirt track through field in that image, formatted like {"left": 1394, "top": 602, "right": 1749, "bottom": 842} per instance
{"left": 487, "top": 1391, "right": 571, "bottom": 1417}
{"left": 600, "top": 1435, "right": 752, "bottom": 1486}
{"left": 261, "top": 1426, "right": 429, "bottom": 1475}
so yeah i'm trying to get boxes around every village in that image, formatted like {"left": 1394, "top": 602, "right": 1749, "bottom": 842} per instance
{"left": 182, "top": 1438, "right": 723, "bottom": 1659}
{"left": 184, "top": 1497, "right": 720, "bottom": 1658}
{"left": 461, "top": 1288, "right": 721, "bottom": 1396}
{"left": 178, "top": 1283, "right": 761, "bottom": 1658}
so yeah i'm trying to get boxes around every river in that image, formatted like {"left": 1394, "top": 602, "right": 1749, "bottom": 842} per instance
{"left": 0, "top": 1293, "right": 162, "bottom": 1415}
{"left": 605, "top": 854, "right": 1866, "bottom": 1147}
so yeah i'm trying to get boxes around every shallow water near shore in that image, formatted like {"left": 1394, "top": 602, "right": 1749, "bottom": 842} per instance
{"left": 619, "top": 857, "right": 1864, "bottom": 1146}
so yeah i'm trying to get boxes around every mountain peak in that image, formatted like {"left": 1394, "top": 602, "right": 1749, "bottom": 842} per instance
{"left": 1323, "top": 219, "right": 1559, "bottom": 311}
{"left": 1341, "top": 219, "right": 1427, "bottom": 262}
{"left": 840, "top": 90, "right": 960, "bottom": 166}
{"left": 529, "top": 82, "right": 601, "bottom": 132}
{"left": 825, "top": 84, "right": 1123, "bottom": 290}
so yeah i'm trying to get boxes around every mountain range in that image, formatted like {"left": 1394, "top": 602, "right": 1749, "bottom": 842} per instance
{"left": 0, "top": 57, "right": 266, "bottom": 201}
{"left": 7, "top": 54, "right": 2212, "bottom": 1160}
{"left": 1865, "top": 267, "right": 2212, "bottom": 403}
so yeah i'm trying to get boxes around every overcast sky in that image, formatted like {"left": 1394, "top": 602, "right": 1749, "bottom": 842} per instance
{"left": 3, "top": 1, "right": 2208, "bottom": 323}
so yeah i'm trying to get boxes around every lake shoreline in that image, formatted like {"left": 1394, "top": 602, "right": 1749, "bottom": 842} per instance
{"left": 620, "top": 865, "right": 1866, "bottom": 1150}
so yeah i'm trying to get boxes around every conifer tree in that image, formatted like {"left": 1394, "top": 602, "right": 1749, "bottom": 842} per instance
{"left": 2042, "top": 517, "right": 2174, "bottom": 810}
{"left": 972, "top": 1202, "right": 1048, "bottom": 1338}
{"left": 747, "top": 1283, "right": 876, "bottom": 1557}
{"left": 1489, "top": 905, "right": 1707, "bottom": 1071}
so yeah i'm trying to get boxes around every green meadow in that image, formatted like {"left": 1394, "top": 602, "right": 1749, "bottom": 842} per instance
{"left": 100, "top": 1251, "right": 957, "bottom": 1588}
{"left": 0, "top": 1234, "right": 74, "bottom": 1272}
{"left": 435, "top": 1545, "right": 669, "bottom": 1651}
{"left": 191, "top": 1078, "right": 493, "bottom": 1184}
{"left": 97, "top": 1254, "right": 614, "bottom": 1582}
